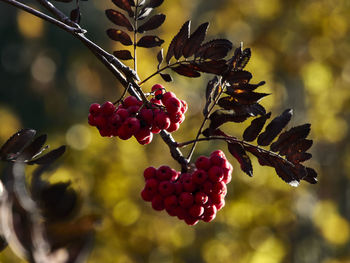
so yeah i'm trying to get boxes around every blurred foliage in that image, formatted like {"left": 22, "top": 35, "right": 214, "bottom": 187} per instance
{"left": 0, "top": 0, "right": 350, "bottom": 262}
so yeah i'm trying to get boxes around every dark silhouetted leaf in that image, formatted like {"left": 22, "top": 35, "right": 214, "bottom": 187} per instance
{"left": 18, "top": 134, "right": 47, "bottom": 161}
{"left": 225, "top": 70, "right": 252, "bottom": 84}
{"left": 228, "top": 142, "right": 253, "bottom": 177}
{"left": 106, "top": 9, "right": 133, "bottom": 31}
{"left": 106, "top": 29, "right": 132, "bottom": 45}
{"left": 287, "top": 152, "right": 312, "bottom": 164}
{"left": 28, "top": 146, "right": 66, "bottom": 165}
{"left": 0, "top": 129, "right": 36, "bottom": 160}
{"left": 203, "top": 77, "right": 220, "bottom": 116}
{"left": 112, "top": 0, "right": 134, "bottom": 17}
{"left": 113, "top": 50, "right": 133, "bottom": 60}
{"left": 70, "top": 8, "right": 81, "bottom": 24}
{"left": 274, "top": 161, "right": 300, "bottom": 187}
{"left": 209, "top": 110, "right": 249, "bottom": 129}
{"left": 257, "top": 109, "right": 293, "bottom": 146}
{"left": 303, "top": 167, "right": 317, "bottom": 184}
{"left": 137, "top": 35, "right": 164, "bottom": 47}
{"left": 226, "top": 81, "right": 266, "bottom": 94}
{"left": 138, "top": 14, "right": 165, "bottom": 33}
{"left": 243, "top": 113, "right": 271, "bottom": 142}
{"left": 286, "top": 139, "right": 313, "bottom": 155}
{"left": 270, "top": 124, "right": 311, "bottom": 153}
{"left": 233, "top": 91, "right": 270, "bottom": 105}
{"left": 195, "top": 39, "right": 233, "bottom": 60}
{"left": 244, "top": 145, "right": 273, "bottom": 166}
{"left": 194, "top": 60, "right": 228, "bottom": 75}
{"left": 157, "top": 48, "right": 163, "bottom": 69}
{"left": 137, "top": 7, "right": 153, "bottom": 20}
{"left": 166, "top": 21, "right": 191, "bottom": 63}
{"left": 160, "top": 73, "right": 172, "bottom": 82}
{"left": 149, "top": 0, "right": 164, "bottom": 7}
{"left": 171, "top": 64, "right": 200, "bottom": 78}
{"left": 235, "top": 48, "right": 251, "bottom": 70}
{"left": 183, "top": 22, "right": 209, "bottom": 58}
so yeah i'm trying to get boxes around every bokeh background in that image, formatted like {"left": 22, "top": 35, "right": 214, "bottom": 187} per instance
{"left": 0, "top": 0, "right": 350, "bottom": 262}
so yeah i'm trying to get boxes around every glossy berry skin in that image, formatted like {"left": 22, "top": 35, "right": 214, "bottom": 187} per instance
{"left": 158, "top": 181, "right": 175, "bottom": 196}
{"left": 144, "top": 167, "right": 156, "bottom": 180}
{"left": 152, "top": 195, "right": 164, "bottom": 211}
{"left": 89, "top": 103, "right": 101, "bottom": 115}
{"left": 164, "top": 97, "right": 182, "bottom": 114}
{"left": 195, "top": 156, "right": 211, "bottom": 171}
{"left": 101, "top": 101, "right": 115, "bottom": 116}
{"left": 179, "top": 192, "right": 194, "bottom": 208}
{"left": 189, "top": 205, "right": 204, "bottom": 218}
{"left": 154, "top": 112, "right": 171, "bottom": 130}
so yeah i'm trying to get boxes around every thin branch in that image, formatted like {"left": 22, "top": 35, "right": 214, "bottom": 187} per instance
{"left": 0, "top": 0, "right": 85, "bottom": 33}
{"left": 186, "top": 78, "right": 224, "bottom": 161}
{"left": 133, "top": 0, "right": 139, "bottom": 72}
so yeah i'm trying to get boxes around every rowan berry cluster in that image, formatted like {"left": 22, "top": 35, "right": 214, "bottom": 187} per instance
{"left": 88, "top": 84, "right": 187, "bottom": 144}
{"left": 141, "top": 150, "right": 232, "bottom": 225}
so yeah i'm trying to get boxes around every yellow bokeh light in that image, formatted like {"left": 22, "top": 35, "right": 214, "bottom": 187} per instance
{"left": 113, "top": 199, "right": 140, "bottom": 226}
{"left": 17, "top": 9, "right": 44, "bottom": 38}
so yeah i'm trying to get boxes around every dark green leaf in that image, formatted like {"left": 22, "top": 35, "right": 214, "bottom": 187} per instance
{"left": 228, "top": 142, "right": 253, "bottom": 177}
{"left": 137, "top": 35, "right": 164, "bottom": 47}
{"left": 257, "top": 109, "right": 293, "bottom": 146}
{"left": 243, "top": 113, "right": 271, "bottom": 142}
{"left": 183, "top": 22, "right": 209, "bottom": 58}
{"left": 113, "top": 50, "right": 133, "bottom": 60}
{"left": 138, "top": 14, "right": 165, "bottom": 33}
{"left": 106, "top": 29, "right": 133, "bottom": 45}
{"left": 106, "top": 9, "right": 133, "bottom": 31}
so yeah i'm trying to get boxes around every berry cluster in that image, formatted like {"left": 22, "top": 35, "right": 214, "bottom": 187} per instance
{"left": 141, "top": 150, "right": 232, "bottom": 225}
{"left": 88, "top": 84, "right": 187, "bottom": 144}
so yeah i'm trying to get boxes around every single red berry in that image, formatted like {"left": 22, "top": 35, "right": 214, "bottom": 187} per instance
{"left": 144, "top": 166, "right": 157, "bottom": 180}
{"left": 184, "top": 216, "right": 199, "bottom": 226}
{"left": 169, "top": 112, "right": 184, "bottom": 124}
{"left": 182, "top": 176, "right": 196, "bottom": 192}
{"left": 141, "top": 189, "right": 153, "bottom": 202}
{"left": 210, "top": 154, "right": 226, "bottom": 167}
{"left": 94, "top": 116, "right": 107, "bottom": 128}
{"left": 117, "top": 125, "right": 133, "bottom": 140}
{"left": 101, "top": 101, "right": 115, "bottom": 116}
{"left": 154, "top": 112, "right": 171, "bottom": 130}
{"left": 135, "top": 127, "right": 152, "bottom": 141}
{"left": 189, "top": 205, "right": 204, "bottom": 218}
{"left": 202, "top": 205, "right": 217, "bottom": 222}
{"left": 179, "top": 192, "right": 194, "bottom": 208}
{"left": 151, "top": 84, "right": 165, "bottom": 94}
{"left": 174, "top": 181, "right": 183, "bottom": 195}
{"left": 166, "top": 122, "right": 180, "bottom": 132}
{"left": 145, "top": 178, "right": 159, "bottom": 195}
{"left": 137, "top": 133, "right": 153, "bottom": 145}
{"left": 192, "top": 170, "right": 208, "bottom": 185}
{"left": 201, "top": 180, "right": 214, "bottom": 195}
{"left": 110, "top": 113, "right": 122, "bottom": 128}
{"left": 127, "top": 105, "right": 140, "bottom": 115}
{"left": 124, "top": 117, "right": 141, "bottom": 135}
{"left": 166, "top": 207, "right": 178, "bottom": 217}
{"left": 151, "top": 125, "right": 161, "bottom": 134}
{"left": 88, "top": 114, "right": 97, "bottom": 126}
{"left": 164, "top": 195, "right": 178, "bottom": 209}
{"left": 212, "top": 181, "right": 227, "bottom": 195}
{"left": 89, "top": 103, "right": 101, "bottom": 116}
{"left": 124, "top": 96, "right": 139, "bottom": 108}
{"left": 116, "top": 108, "right": 129, "bottom": 121}
{"left": 211, "top": 150, "right": 225, "bottom": 158}
{"left": 170, "top": 169, "right": 179, "bottom": 181}
{"left": 156, "top": 166, "right": 172, "bottom": 181}
{"left": 195, "top": 156, "right": 211, "bottom": 171}
{"left": 151, "top": 195, "right": 164, "bottom": 211}
{"left": 150, "top": 98, "right": 162, "bottom": 106}
{"left": 158, "top": 181, "right": 175, "bottom": 196}
{"left": 161, "top": 91, "right": 176, "bottom": 104}
{"left": 210, "top": 193, "right": 224, "bottom": 204}
{"left": 208, "top": 166, "right": 224, "bottom": 182}
{"left": 164, "top": 97, "right": 182, "bottom": 114}
{"left": 180, "top": 100, "right": 188, "bottom": 113}
{"left": 222, "top": 173, "right": 232, "bottom": 184}
{"left": 175, "top": 207, "right": 187, "bottom": 220}
{"left": 195, "top": 192, "right": 208, "bottom": 205}
{"left": 139, "top": 108, "right": 154, "bottom": 126}
{"left": 215, "top": 198, "right": 225, "bottom": 211}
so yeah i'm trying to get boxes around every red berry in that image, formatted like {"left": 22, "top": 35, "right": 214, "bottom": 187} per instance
{"left": 202, "top": 205, "right": 217, "bottom": 222}
{"left": 151, "top": 125, "right": 161, "bottom": 134}
{"left": 180, "top": 100, "right": 188, "bottom": 113}
{"left": 144, "top": 167, "right": 157, "bottom": 180}
{"left": 137, "top": 133, "right": 153, "bottom": 145}
{"left": 195, "top": 156, "right": 211, "bottom": 170}
{"left": 110, "top": 113, "right": 122, "bottom": 128}
{"left": 101, "top": 101, "right": 115, "bottom": 116}
{"left": 215, "top": 198, "right": 225, "bottom": 211}
{"left": 117, "top": 125, "right": 133, "bottom": 140}
{"left": 164, "top": 195, "right": 178, "bottom": 209}
{"left": 89, "top": 103, "right": 101, "bottom": 116}
{"left": 175, "top": 207, "right": 187, "bottom": 220}
{"left": 151, "top": 84, "right": 164, "bottom": 94}
{"left": 208, "top": 166, "right": 224, "bottom": 182}
{"left": 211, "top": 150, "right": 225, "bottom": 158}
{"left": 151, "top": 195, "right": 164, "bottom": 211}
{"left": 156, "top": 166, "right": 172, "bottom": 181}
{"left": 88, "top": 114, "right": 97, "bottom": 126}
{"left": 116, "top": 108, "right": 129, "bottom": 121}
{"left": 145, "top": 178, "right": 159, "bottom": 195}
{"left": 169, "top": 112, "right": 184, "bottom": 124}
{"left": 166, "top": 122, "right": 180, "bottom": 132}
{"left": 201, "top": 180, "right": 214, "bottom": 195}
{"left": 161, "top": 91, "right": 176, "bottom": 104}
{"left": 139, "top": 108, "right": 154, "bottom": 126}
{"left": 184, "top": 216, "right": 199, "bottom": 226}
{"left": 174, "top": 182, "right": 183, "bottom": 195}
{"left": 212, "top": 181, "right": 226, "bottom": 195}
{"left": 141, "top": 189, "right": 153, "bottom": 202}
{"left": 182, "top": 176, "right": 196, "bottom": 192}
{"left": 195, "top": 192, "right": 208, "bottom": 205}
{"left": 150, "top": 98, "right": 162, "bottom": 106}
{"left": 210, "top": 154, "right": 225, "bottom": 167}
{"left": 179, "top": 192, "right": 194, "bottom": 208}
{"left": 164, "top": 97, "right": 182, "bottom": 114}
{"left": 135, "top": 127, "right": 152, "bottom": 141}
{"left": 124, "top": 117, "right": 141, "bottom": 135}
{"left": 189, "top": 205, "right": 204, "bottom": 218}
{"left": 124, "top": 96, "right": 139, "bottom": 107}
{"left": 154, "top": 112, "right": 171, "bottom": 130}
{"left": 192, "top": 170, "right": 208, "bottom": 185}
{"left": 127, "top": 105, "right": 140, "bottom": 115}
{"left": 222, "top": 173, "right": 232, "bottom": 184}
{"left": 94, "top": 116, "right": 107, "bottom": 128}
{"left": 158, "top": 181, "right": 175, "bottom": 196}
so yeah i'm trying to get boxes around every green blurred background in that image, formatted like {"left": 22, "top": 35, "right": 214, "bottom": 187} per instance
{"left": 0, "top": 0, "right": 350, "bottom": 262}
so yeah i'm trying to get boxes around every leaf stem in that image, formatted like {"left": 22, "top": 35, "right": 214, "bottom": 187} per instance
{"left": 186, "top": 78, "right": 224, "bottom": 161}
